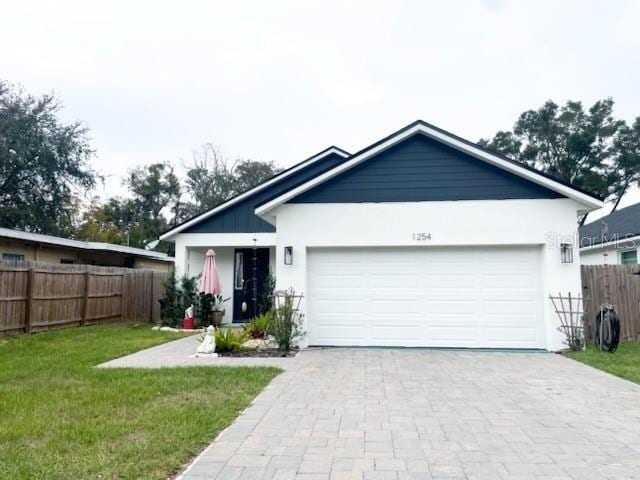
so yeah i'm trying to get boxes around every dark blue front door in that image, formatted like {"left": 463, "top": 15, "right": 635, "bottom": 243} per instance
{"left": 233, "top": 248, "right": 270, "bottom": 322}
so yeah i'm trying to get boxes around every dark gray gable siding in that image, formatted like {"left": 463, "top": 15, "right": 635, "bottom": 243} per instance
{"left": 183, "top": 152, "right": 347, "bottom": 233}
{"left": 288, "top": 134, "right": 564, "bottom": 204}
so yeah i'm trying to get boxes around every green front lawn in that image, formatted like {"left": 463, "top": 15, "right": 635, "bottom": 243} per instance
{"left": 0, "top": 324, "right": 280, "bottom": 480}
{"left": 567, "top": 341, "right": 640, "bottom": 385}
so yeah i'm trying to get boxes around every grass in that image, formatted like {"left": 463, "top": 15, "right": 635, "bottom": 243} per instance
{"left": 0, "top": 324, "right": 280, "bottom": 480}
{"left": 567, "top": 341, "right": 640, "bottom": 385}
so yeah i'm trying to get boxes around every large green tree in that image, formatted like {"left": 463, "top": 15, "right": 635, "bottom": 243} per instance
{"left": 78, "top": 162, "right": 180, "bottom": 251}
{"left": 76, "top": 197, "right": 134, "bottom": 245}
{"left": 0, "top": 81, "right": 96, "bottom": 235}
{"left": 479, "top": 99, "right": 640, "bottom": 211}
{"left": 183, "top": 143, "right": 280, "bottom": 217}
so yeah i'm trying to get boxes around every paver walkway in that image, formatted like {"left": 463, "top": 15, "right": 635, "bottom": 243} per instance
{"left": 165, "top": 348, "right": 640, "bottom": 480}
{"left": 99, "top": 335, "right": 295, "bottom": 368}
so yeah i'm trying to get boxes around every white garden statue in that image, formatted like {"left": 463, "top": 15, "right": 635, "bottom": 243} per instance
{"left": 196, "top": 325, "right": 216, "bottom": 355}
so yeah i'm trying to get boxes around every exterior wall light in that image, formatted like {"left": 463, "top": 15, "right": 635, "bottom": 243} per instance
{"left": 284, "top": 246, "right": 293, "bottom": 265}
{"left": 560, "top": 243, "right": 573, "bottom": 263}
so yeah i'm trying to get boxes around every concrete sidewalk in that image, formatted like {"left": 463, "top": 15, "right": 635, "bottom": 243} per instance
{"left": 98, "top": 334, "right": 301, "bottom": 369}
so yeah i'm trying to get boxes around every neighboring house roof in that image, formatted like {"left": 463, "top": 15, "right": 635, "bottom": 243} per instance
{"left": 0, "top": 228, "right": 173, "bottom": 261}
{"left": 579, "top": 202, "right": 640, "bottom": 249}
{"left": 255, "top": 120, "right": 604, "bottom": 217}
{"left": 159, "top": 146, "right": 350, "bottom": 240}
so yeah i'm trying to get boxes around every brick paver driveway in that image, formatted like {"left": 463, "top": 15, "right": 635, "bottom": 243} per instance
{"left": 179, "top": 349, "right": 640, "bottom": 480}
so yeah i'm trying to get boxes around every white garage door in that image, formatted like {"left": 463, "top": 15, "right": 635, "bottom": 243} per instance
{"left": 307, "top": 246, "right": 544, "bottom": 349}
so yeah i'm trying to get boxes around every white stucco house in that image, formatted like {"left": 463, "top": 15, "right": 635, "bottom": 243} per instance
{"left": 579, "top": 202, "right": 640, "bottom": 265}
{"left": 161, "top": 120, "right": 603, "bottom": 351}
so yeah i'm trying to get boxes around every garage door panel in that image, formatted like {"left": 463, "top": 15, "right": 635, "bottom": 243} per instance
{"left": 428, "top": 326, "right": 480, "bottom": 344}
{"left": 425, "top": 300, "right": 477, "bottom": 314}
{"left": 481, "top": 274, "right": 536, "bottom": 289}
{"left": 313, "top": 300, "right": 365, "bottom": 314}
{"left": 307, "top": 247, "right": 544, "bottom": 349}
{"left": 314, "top": 275, "right": 364, "bottom": 289}
{"left": 422, "top": 276, "right": 476, "bottom": 288}
{"left": 370, "top": 274, "right": 420, "bottom": 288}
{"left": 370, "top": 301, "right": 421, "bottom": 314}
{"left": 370, "top": 333, "right": 424, "bottom": 346}
{"left": 311, "top": 329, "right": 367, "bottom": 345}
{"left": 483, "top": 300, "right": 537, "bottom": 315}
{"left": 370, "top": 312, "right": 422, "bottom": 325}
{"left": 484, "top": 326, "right": 539, "bottom": 345}
{"left": 481, "top": 286, "right": 537, "bottom": 295}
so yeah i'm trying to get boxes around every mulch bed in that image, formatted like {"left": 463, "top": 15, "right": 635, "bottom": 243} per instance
{"left": 217, "top": 349, "right": 298, "bottom": 358}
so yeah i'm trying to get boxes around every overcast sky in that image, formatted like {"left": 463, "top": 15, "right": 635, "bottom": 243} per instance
{"left": 2, "top": 0, "right": 639, "bottom": 216}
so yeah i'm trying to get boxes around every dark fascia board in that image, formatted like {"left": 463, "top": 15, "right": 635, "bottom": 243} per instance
{"left": 159, "top": 145, "right": 351, "bottom": 240}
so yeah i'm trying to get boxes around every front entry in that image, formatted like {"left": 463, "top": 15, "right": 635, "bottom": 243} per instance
{"left": 233, "top": 248, "right": 270, "bottom": 322}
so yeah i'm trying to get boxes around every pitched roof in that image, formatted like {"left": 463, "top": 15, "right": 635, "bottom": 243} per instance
{"left": 0, "top": 228, "right": 173, "bottom": 261}
{"left": 579, "top": 202, "right": 640, "bottom": 248}
{"left": 255, "top": 120, "right": 604, "bottom": 217}
{"left": 159, "top": 146, "right": 350, "bottom": 240}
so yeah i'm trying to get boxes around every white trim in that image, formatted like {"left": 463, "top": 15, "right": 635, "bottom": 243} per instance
{"left": 256, "top": 124, "right": 604, "bottom": 217}
{"left": 173, "top": 232, "right": 277, "bottom": 248}
{"left": 0, "top": 227, "right": 172, "bottom": 261}
{"left": 579, "top": 234, "right": 640, "bottom": 252}
{"left": 160, "top": 147, "right": 349, "bottom": 240}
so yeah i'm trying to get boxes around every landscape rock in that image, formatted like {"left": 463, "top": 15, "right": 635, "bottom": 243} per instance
{"left": 242, "top": 336, "right": 277, "bottom": 350}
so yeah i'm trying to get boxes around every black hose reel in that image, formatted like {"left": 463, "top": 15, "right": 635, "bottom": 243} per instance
{"left": 594, "top": 304, "right": 621, "bottom": 353}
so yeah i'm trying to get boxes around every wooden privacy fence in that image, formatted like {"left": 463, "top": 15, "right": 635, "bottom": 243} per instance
{"left": 581, "top": 264, "right": 640, "bottom": 342}
{"left": 0, "top": 260, "right": 167, "bottom": 336}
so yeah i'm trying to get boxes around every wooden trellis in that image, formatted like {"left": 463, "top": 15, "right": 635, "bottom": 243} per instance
{"left": 549, "top": 292, "right": 584, "bottom": 351}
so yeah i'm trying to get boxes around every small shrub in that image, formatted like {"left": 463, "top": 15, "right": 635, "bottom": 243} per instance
{"left": 159, "top": 269, "right": 180, "bottom": 326}
{"left": 243, "top": 312, "right": 273, "bottom": 339}
{"left": 214, "top": 328, "right": 248, "bottom": 353}
{"left": 271, "top": 288, "right": 305, "bottom": 351}
{"left": 258, "top": 272, "right": 276, "bottom": 314}
{"left": 197, "top": 293, "right": 214, "bottom": 327}
{"left": 178, "top": 275, "right": 199, "bottom": 314}
{"left": 159, "top": 271, "right": 199, "bottom": 327}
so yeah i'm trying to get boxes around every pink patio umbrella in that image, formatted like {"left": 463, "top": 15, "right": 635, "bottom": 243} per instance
{"left": 199, "top": 249, "right": 222, "bottom": 295}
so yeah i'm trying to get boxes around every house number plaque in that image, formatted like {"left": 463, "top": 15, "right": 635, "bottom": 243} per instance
{"left": 412, "top": 233, "right": 432, "bottom": 241}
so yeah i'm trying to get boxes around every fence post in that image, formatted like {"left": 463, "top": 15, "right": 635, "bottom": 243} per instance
{"left": 25, "top": 268, "right": 35, "bottom": 334}
{"left": 149, "top": 271, "right": 154, "bottom": 323}
{"left": 120, "top": 273, "right": 126, "bottom": 322}
{"left": 81, "top": 270, "right": 90, "bottom": 326}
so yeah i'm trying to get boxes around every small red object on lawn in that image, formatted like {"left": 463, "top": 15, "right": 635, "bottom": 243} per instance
{"left": 182, "top": 305, "right": 195, "bottom": 329}
{"left": 182, "top": 317, "right": 194, "bottom": 329}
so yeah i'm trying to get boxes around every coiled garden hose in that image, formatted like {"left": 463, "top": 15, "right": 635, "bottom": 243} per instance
{"left": 594, "top": 307, "right": 621, "bottom": 353}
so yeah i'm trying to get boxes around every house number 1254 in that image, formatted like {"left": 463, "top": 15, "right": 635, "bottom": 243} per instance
{"left": 412, "top": 233, "right": 432, "bottom": 241}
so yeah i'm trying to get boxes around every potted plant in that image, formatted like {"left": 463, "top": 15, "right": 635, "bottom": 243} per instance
{"left": 211, "top": 294, "right": 230, "bottom": 328}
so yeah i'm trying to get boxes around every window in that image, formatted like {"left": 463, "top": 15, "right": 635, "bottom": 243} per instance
{"left": 2, "top": 253, "right": 24, "bottom": 262}
{"left": 234, "top": 252, "right": 244, "bottom": 289}
{"left": 620, "top": 249, "right": 638, "bottom": 265}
